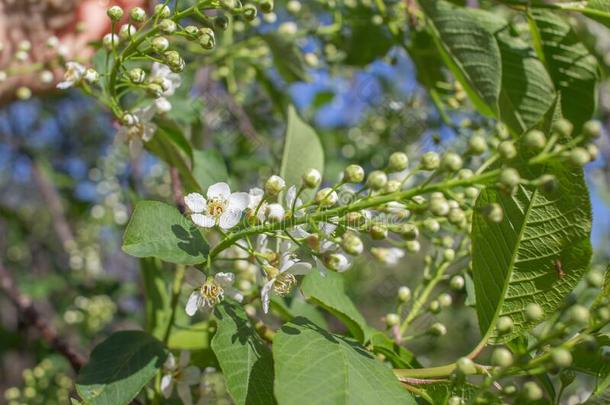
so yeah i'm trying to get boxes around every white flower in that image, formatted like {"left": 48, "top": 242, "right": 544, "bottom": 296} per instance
{"left": 57, "top": 62, "right": 85, "bottom": 89}
{"left": 115, "top": 105, "right": 157, "bottom": 156}
{"left": 247, "top": 187, "right": 267, "bottom": 222}
{"left": 150, "top": 62, "right": 182, "bottom": 97}
{"left": 184, "top": 268, "right": 243, "bottom": 316}
{"left": 285, "top": 185, "right": 303, "bottom": 215}
{"left": 161, "top": 351, "right": 201, "bottom": 405}
{"left": 265, "top": 203, "right": 285, "bottom": 222}
{"left": 371, "top": 247, "right": 405, "bottom": 265}
{"left": 155, "top": 97, "right": 172, "bottom": 112}
{"left": 185, "top": 183, "right": 249, "bottom": 229}
{"left": 83, "top": 68, "right": 99, "bottom": 84}
{"left": 261, "top": 252, "right": 311, "bottom": 313}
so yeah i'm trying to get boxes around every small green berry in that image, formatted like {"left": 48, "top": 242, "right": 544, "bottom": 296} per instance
{"left": 553, "top": 118, "right": 573, "bottom": 138}
{"left": 551, "top": 348, "right": 573, "bottom": 368}
{"left": 569, "top": 147, "right": 591, "bottom": 167}
{"left": 438, "top": 293, "right": 453, "bottom": 308}
{"left": 583, "top": 120, "right": 602, "bottom": 139}
{"left": 385, "top": 313, "right": 400, "bottom": 327}
{"left": 522, "top": 381, "right": 543, "bottom": 401}
{"left": 398, "top": 286, "right": 411, "bottom": 302}
{"left": 523, "top": 129, "right": 546, "bottom": 152}
{"left": 525, "top": 303, "right": 544, "bottom": 322}
{"left": 567, "top": 305, "right": 590, "bottom": 326}
{"left": 499, "top": 168, "right": 520, "bottom": 189}
{"left": 456, "top": 357, "right": 476, "bottom": 375}
{"left": 586, "top": 269, "right": 605, "bottom": 288}
{"left": 450, "top": 275, "right": 465, "bottom": 290}
{"left": 496, "top": 316, "right": 513, "bottom": 335}
{"left": 498, "top": 141, "right": 517, "bottom": 160}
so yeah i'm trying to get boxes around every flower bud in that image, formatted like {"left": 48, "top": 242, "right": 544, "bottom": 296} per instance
{"left": 421, "top": 151, "right": 440, "bottom": 170}
{"left": 199, "top": 27, "right": 216, "bottom": 50}
{"left": 428, "top": 322, "right": 447, "bottom": 337}
{"left": 456, "top": 357, "right": 476, "bottom": 375}
{"left": 370, "top": 224, "right": 388, "bottom": 240}
{"left": 324, "top": 253, "right": 350, "bottom": 272}
{"left": 366, "top": 170, "right": 388, "bottom": 190}
{"left": 184, "top": 25, "right": 200, "bottom": 37}
{"left": 16, "top": 87, "right": 31, "bottom": 100}
{"left": 398, "top": 286, "right": 411, "bottom": 302}
{"left": 423, "top": 218, "right": 440, "bottom": 233}
{"left": 499, "top": 168, "right": 520, "bottom": 189}
{"left": 496, "top": 316, "right": 513, "bottom": 335}
{"left": 388, "top": 152, "right": 409, "bottom": 172}
{"left": 537, "top": 174, "right": 558, "bottom": 194}
{"left": 341, "top": 233, "right": 363, "bottom": 256}
{"left": 343, "top": 164, "right": 365, "bottom": 183}
{"left": 265, "top": 175, "right": 285, "bottom": 195}
{"left": 552, "top": 118, "right": 573, "bottom": 138}
{"left": 498, "top": 141, "right": 517, "bottom": 160}
{"left": 119, "top": 24, "right": 137, "bottom": 40}
{"left": 345, "top": 212, "right": 365, "bottom": 227}
{"left": 587, "top": 143, "right": 599, "bottom": 161}
{"left": 525, "top": 302, "right": 544, "bottom": 322}
{"left": 260, "top": 0, "right": 274, "bottom": 13}
{"left": 405, "top": 240, "right": 420, "bottom": 253}
{"left": 215, "top": 14, "right": 229, "bottom": 31}
{"left": 481, "top": 203, "right": 503, "bottom": 223}
{"left": 450, "top": 275, "right": 465, "bottom": 290}
{"left": 107, "top": 6, "right": 124, "bottom": 22}
{"left": 385, "top": 313, "right": 400, "bottom": 327}
{"left": 393, "top": 223, "right": 416, "bottom": 241}
{"left": 384, "top": 180, "right": 401, "bottom": 193}
{"left": 302, "top": 168, "right": 322, "bottom": 188}
{"left": 438, "top": 293, "right": 453, "bottom": 308}
{"left": 503, "top": 385, "right": 517, "bottom": 396}
{"left": 441, "top": 152, "right": 463, "bottom": 172}
{"left": 152, "top": 36, "right": 170, "bottom": 53}
{"left": 129, "top": 68, "right": 146, "bottom": 84}
{"left": 130, "top": 7, "right": 146, "bottom": 22}
{"left": 265, "top": 203, "right": 285, "bottom": 222}
{"left": 569, "top": 147, "right": 590, "bottom": 167}
{"left": 243, "top": 4, "right": 258, "bottom": 21}
{"left": 523, "top": 130, "right": 546, "bottom": 152}
{"left": 154, "top": 4, "right": 171, "bottom": 18}
{"left": 430, "top": 199, "right": 450, "bottom": 217}
{"left": 443, "top": 248, "right": 455, "bottom": 262}
{"left": 159, "top": 19, "right": 177, "bottom": 34}
{"left": 469, "top": 135, "right": 487, "bottom": 155}
{"left": 448, "top": 397, "right": 464, "bottom": 405}
{"left": 567, "top": 305, "right": 590, "bottom": 326}
{"left": 164, "top": 51, "right": 185, "bottom": 73}
{"left": 551, "top": 348, "right": 573, "bottom": 368}
{"left": 522, "top": 382, "right": 543, "bottom": 401}
{"left": 429, "top": 300, "right": 441, "bottom": 314}
{"left": 583, "top": 120, "right": 601, "bottom": 139}
{"left": 315, "top": 187, "right": 338, "bottom": 206}
{"left": 458, "top": 168, "right": 473, "bottom": 180}
{"left": 491, "top": 348, "right": 513, "bottom": 367}
{"left": 586, "top": 269, "right": 604, "bottom": 288}
{"left": 121, "top": 113, "right": 139, "bottom": 126}
{"left": 448, "top": 208, "right": 465, "bottom": 225}
{"left": 102, "top": 33, "right": 119, "bottom": 50}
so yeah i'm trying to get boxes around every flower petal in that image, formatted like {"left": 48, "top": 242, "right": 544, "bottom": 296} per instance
{"left": 207, "top": 182, "right": 230, "bottom": 200}
{"left": 164, "top": 353, "right": 176, "bottom": 371}
{"left": 214, "top": 272, "right": 235, "bottom": 287}
{"left": 191, "top": 213, "right": 215, "bottom": 228}
{"left": 178, "top": 351, "right": 191, "bottom": 368}
{"left": 260, "top": 280, "right": 275, "bottom": 314}
{"left": 288, "top": 262, "right": 312, "bottom": 276}
{"left": 228, "top": 192, "right": 249, "bottom": 211}
{"left": 185, "top": 291, "right": 201, "bottom": 316}
{"left": 177, "top": 382, "right": 194, "bottom": 405}
{"left": 180, "top": 365, "right": 201, "bottom": 384}
{"left": 226, "top": 287, "right": 244, "bottom": 303}
{"left": 218, "top": 209, "right": 241, "bottom": 229}
{"left": 161, "top": 374, "right": 174, "bottom": 398}
{"left": 185, "top": 193, "right": 206, "bottom": 213}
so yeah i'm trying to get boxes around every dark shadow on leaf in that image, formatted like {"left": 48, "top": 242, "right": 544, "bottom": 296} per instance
{"left": 171, "top": 224, "right": 208, "bottom": 258}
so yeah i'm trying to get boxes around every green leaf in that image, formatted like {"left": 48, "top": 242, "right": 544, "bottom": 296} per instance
{"left": 270, "top": 294, "right": 328, "bottom": 329}
{"left": 211, "top": 300, "right": 276, "bottom": 405}
{"left": 472, "top": 159, "right": 592, "bottom": 344}
{"left": 370, "top": 332, "right": 421, "bottom": 369}
{"left": 529, "top": 10, "right": 600, "bottom": 131}
{"left": 301, "top": 270, "right": 373, "bottom": 343}
{"left": 146, "top": 134, "right": 201, "bottom": 193}
{"left": 263, "top": 33, "right": 308, "bottom": 83}
{"left": 273, "top": 318, "right": 416, "bottom": 405}
{"left": 122, "top": 201, "right": 209, "bottom": 265}
{"left": 76, "top": 331, "right": 166, "bottom": 405}
{"left": 496, "top": 30, "right": 556, "bottom": 134}
{"left": 554, "top": 0, "right": 610, "bottom": 28}
{"left": 140, "top": 258, "right": 171, "bottom": 340}
{"left": 156, "top": 119, "right": 193, "bottom": 163}
{"left": 168, "top": 321, "right": 211, "bottom": 350}
{"left": 279, "top": 106, "right": 324, "bottom": 199}
{"left": 192, "top": 149, "right": 229, "bottom": 192}
{"left": 421, "top": 0, "right": 502, "bottom": 116}
{"left": 573, "top": 334, "right": 610, "bottom": 395}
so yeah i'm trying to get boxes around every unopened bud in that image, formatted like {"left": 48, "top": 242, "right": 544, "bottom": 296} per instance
{"left": 441, "top": 152, "right": 463, "bottom": 172}
{"left": 265, "top": 203, "right": 285, "bottom": 222}
{"left": 164, "top": 50, "right": 185, "bottom": 73}
{"left": 496, "top": 316, "right": 513, "bottom": 335}
{"left": 583, "top": 120, "right": 601, "bottom": 139}
{"left": 469, "top": 135, "right": 488, "bottom": 155}
{"left": 586, "top": 269, "right": 604, "bottom": 288}
{"left": 385, "top": 313, "right": 400, "bottom": 327}
{"left": 152, "top": 36, "right": 170, "bottom": 52}
{"left": 429, "top": 300, "right": 441, "bottom": 314}
{"left": 481, "top": 203, "right": 503, "bottom": 223}
{"left": 499, "top": 168, "right": 520, "bottom": 189}
{"left": 102, "top": 33, "right": 119, "bottom": 50}
{"left": 405, "top": 240, "right": 420, "bottom": 253}
{"left": 129, "top": 68, "right": 146, "bottom": 84}
{"left": 366, "top": 170, "right": 388, "bottom": 190}
{"left": 448, "top": 208, "right": 465, "bottom": 225}
{"left": 265, "top": 175, "right": 285, "bottom": 195}
{"left": 398, "top": 286, "right": 411, "bottom": 302}
{"left": 538, "top": 174, "right": 558, "bottom": 194}
{"left": 553, "top": 118, "right": 573, "bottom": 138}
{"left": 243, "top": 4, "right": 258, "bottom": 21}
{"left": 443, "top": 249, "right": 455, "bottom": 262}
{"left": 83, "top": 69, "right": 99, "bottom": 84}
{"left": 421, "top": 151, "right": 440, "bottom": 170}
{"left": 315, "top": 187, "right": 338, "bottom": 206}
{"left": 388, "top": 152, "right": 409, "bottom": 172}
{"left": 302, "top": 168, "right": 322, "bottom": 188}
{"left": 214, "top": 14, "right": 229, "bottom": 31}
{"left": 324, "top": 253, "right": 350, "bottom": 272}
{"left": 567, "top": 305, "right": 590, "bottom": 326}
{"left": 343, "top": 164, "right": 365, "bottom": 183}
{"left": 523, "top": 382, "right": 543, "bottom": 401}
{"left": 155, "top": 4, "right": 171, "bottom": 18}
{"left": 159, "top": 19, "right": 177, "bottom": 34}
{"left": 438, "top": 293, "right": 452, "bottom": 308}
{"left": 260, "top": 0, "right": 274, "bottom": 13}
{"left": 107, "top": 6, "right": 124, "bottom": 21}
{"left": 130, "top": 7, "right": 146, "bottom": 22}
{"left": 428, "top": 322, "right": 447, "bottom": 337}
{"left": 423, "top": 218, "right": 440, "bottom": 233}
{"left": 370, "top": 225, "right": 387, "bottom": 240}
{"left": 199, "top": 27, "right": 216, "bottom": 50}
{"left": 498, "top": 141, "right": 517, "bottom": 160}
{"left": 384, "top": 180, "right": 401, "bottom": 193}
{"left": 551, "top": 348, "right": 573, "bottom": 368}
{"left": 430, "top": 199, "right": 450, "bottom": 217}
{"left": 341, "top": 233, "right": 363, "bottom": 256}
{"left": 397, "top": 223, "right": 418, "bottom": 240}
{"left": 587, "top": 143, "right": 599, "bottom": 161}
{"left": 456, "top": 357, "right": 476, "bottom": 375}
{"left": 491, "top": 348, "right": 513, "bottom": 367}
{"left": 523, "top": 130, "right": 546, "bottom": 152}
{"left": 569, "top": 147, "right": 590, "bottom": 167}
{"left": 450, "top": 275, "right": 465, "bottom": 290}
{"left": 119, "top": 24, "right": 137, "bottom": 40}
